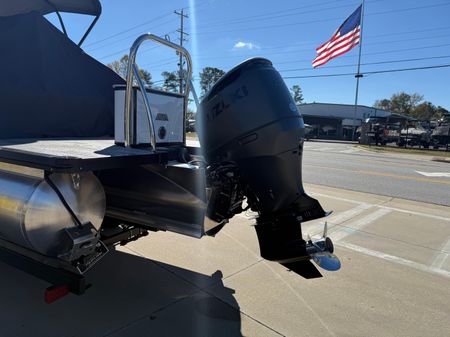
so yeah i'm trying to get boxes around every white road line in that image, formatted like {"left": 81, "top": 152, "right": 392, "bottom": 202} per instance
{"left": 339, "top": 242, "right": 450, "bottom": 279}
{"left": 306, "top": 204, "right": 372, "bottom": 236}
{"left": 376, "top": 205, "right": 450, "bottom": 222}
{"left": 304, "top": 148, "right": 322, "bottom": 152}
{"left": 327, "top": 203, "right": 372, "bottom": 224}
{"left": 416, "top": 171, "right": 450, "bottom": 178}
{"left": 431, "top": 237, "right": 450, "bottom": 270}
{"left": 308, "top": 192, "right": 366, "bottom": 205}
{"left": 309, "top": 192, "right": 450, "bottom": 221}
{"left": 312, "top": 147, "right": 335, "bottom": 152}
{"left": 338, "top": 149, "right": 358, "bottom": 154}
{"left": 331, "top": 208, "right": 392, "bottom": 242}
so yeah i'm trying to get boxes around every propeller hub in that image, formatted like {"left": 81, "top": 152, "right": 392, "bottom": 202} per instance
{"left": 325, "top": 237, "right": 334, "bottom": 254}
{"left": 307, "top": 223, "right": 341, "bottom": 272}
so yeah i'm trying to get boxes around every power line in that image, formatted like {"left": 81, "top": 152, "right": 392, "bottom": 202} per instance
{"left": 197, "top": 15, "right": 342, "bottom": 35}
{"left": 194, "top": 1, "right": 360, "bottom": 29}
{"left": 83, "top": 1, "right": 211, "bottom": 52}
{"left": 344, "top": 42, "right": 450, "bottom": 58}
{"left": 263, "top": 42, "right": 450, "bottom": 67}
{"left": 363, "top": 63, "right": 450, "bottom": 75}
{"left": 85, "top": 19, "right": 177, "bottom": 52}
{"left": 97, "top": 47, "right": 130, "bottom": 60}
{"left": 91, "top": 5, "right": 450, "bottom": 64}
{"left": 366, "top": 25, "right": 450, "bottom": 39}
{"left": 91, "top": 2, "right": 450, "bottom": 82}
{"left": 84, "top": 12, "right": 175, "bottom": 48}
{"left": 230, "top": 34, "right": 450, "bottom": 59}
{"left": 282, "top": 63, "right": 450, "bottom": 79}
{"left": 181, "top": 0, "right": 212, "bottom": 12}
{"left": 239, "top": 26, "right": 450, "bottom": 54}
{"left": 185, "top": 42, "right": 450, "bottom": 63}
{"left": 367, "top": 2, "right": 450, "bottom": 17}
{"left": 363, "top": 33, "right": 450, "bottom": 47}
{"left": 195, "top": 2, "right": 450, "bottom": 35}
{"left": 194, "top": 0, "right": 340, "bottom": 27}
{"left": 140, "top": 59, "right": 177, "bottom": 70}
{"left": 220, "top": 25, "right": 450, "bottom": 54}
{"left": 149, "top": 59, "right": 447, "bottom": 82}
{"left": 96, "top": 30, "right": 177, "bottom": 60}
{"left": 193, "top": 0, "right": 388, "bottom": 30}
{"left": 278, "top": 55, "right": 450, "bottom": 72}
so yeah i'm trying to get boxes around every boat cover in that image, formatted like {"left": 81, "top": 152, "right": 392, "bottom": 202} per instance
{"left": 432, "top": 125, "right": 450, "bottom": 136}
{"left": 0, "top": 12, "right": 125, "bottom": 139}
{"left": 0, "top": 0, "right": 101, "bottom": 17}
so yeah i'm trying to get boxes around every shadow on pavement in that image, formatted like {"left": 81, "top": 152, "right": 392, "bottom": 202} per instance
{"left": 0, "top": 249, "right": 242, "bottom": 337}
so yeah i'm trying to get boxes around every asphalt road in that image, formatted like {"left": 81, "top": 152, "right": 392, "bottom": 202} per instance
{"left": 302, "top": 142, "right": 450, "bottom": 206}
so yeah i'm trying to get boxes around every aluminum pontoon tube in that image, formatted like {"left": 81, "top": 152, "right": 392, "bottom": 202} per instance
{"left": 0, "top": 170, "right": 105, "bottom": 257}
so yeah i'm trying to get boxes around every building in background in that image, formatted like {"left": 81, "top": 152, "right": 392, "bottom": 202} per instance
{"left": 298, "top": 103, "right": 408, "bottom": 140}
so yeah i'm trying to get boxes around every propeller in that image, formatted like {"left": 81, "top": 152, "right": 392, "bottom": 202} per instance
{"left": 306, "top": 222, "right": 341, "bottom": 272}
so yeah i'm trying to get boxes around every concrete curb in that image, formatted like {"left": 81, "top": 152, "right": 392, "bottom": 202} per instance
{"left": 306, "top": 139, "right": 358, "bottom": 145}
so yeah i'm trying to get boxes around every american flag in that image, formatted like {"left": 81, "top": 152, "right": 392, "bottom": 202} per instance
{"left": 312, "top": 5, "right": 362, "bottom": 68}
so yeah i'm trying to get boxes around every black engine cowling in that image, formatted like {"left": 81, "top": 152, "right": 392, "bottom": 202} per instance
{"left": 197, "top": 58, "right": 326, "bottom": 262}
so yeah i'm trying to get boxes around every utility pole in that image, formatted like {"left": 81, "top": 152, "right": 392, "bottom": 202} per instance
{"left": 352, "top": 1, "right": 365, "bottom": 141}
{"left": 174, "top": 9, "right": 189, "bottom": 94}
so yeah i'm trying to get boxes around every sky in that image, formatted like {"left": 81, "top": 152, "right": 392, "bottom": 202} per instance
{"left": 49, "top": 0, "right": 450, "bottom": 110}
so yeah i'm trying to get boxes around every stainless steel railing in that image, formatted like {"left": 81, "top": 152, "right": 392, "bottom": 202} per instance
{"left": 124, "top": 33, "right": 199, "bottom": 148}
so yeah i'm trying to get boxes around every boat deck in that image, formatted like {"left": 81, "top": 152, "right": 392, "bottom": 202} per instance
{"left": 0, "top": 138, "right": 168, "bottom": 172}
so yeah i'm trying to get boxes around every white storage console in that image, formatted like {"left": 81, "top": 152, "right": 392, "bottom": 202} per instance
{"left": 114, "top": 85, "right": 185, "bottom": 146}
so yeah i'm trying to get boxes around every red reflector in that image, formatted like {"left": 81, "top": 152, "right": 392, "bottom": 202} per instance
{"left": 45, "top": 285, "right": 70, "bottom": 304}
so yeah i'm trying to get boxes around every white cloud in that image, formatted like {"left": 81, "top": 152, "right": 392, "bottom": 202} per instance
{"left": 233, "top": 41, "right": 260, "bottom": 50}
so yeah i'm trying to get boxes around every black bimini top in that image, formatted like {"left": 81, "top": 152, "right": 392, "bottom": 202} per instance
{"left": 0, "top": 0, "right": 101, "bottom": 17}
{"left": 0, "top": 3, "right": 124, "bottom": 139}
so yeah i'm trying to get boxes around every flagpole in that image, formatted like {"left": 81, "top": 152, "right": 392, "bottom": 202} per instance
{"left": 352, "top": 0, "right": 365, "bottom": 141}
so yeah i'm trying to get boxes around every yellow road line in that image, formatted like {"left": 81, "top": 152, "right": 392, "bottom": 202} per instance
{"left": 305, "top": 164, "right": 450, "bottom": 185}
{"left": 358, "top": 170, "right": 450, "bottom": 184}
{"left": 356, "top": 159, "right": 425, "bottom": 169}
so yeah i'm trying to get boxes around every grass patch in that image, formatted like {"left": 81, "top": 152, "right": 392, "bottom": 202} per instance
{"left": 358, "top": 145, "right": 450, "bottom": 158}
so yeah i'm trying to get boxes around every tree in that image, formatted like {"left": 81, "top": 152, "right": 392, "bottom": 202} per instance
{"left": 161, "top": 71, "right": 180, "bottom": 93}
{"left": 107, "top": 55, "right": 153, "bottom": 86}
{"left": 435, "top": 106, "right": 450, "bottom": 121}
{"left": 290, "top": 85, "right": 304, "bottom": 105}
{"left": 373, "top": 92, "right": 450, "bottom": 121}
{"left": 139, "top": 69, "right": 152, "bottom": 86}
{"left": 374, "top": 92, "right": 423, "bottom": 115}
{"left": 373, "top": 98, "right": 391, "bottom": 111}
{"left": 412, "top": 102, "right": 437, "bottom": 120}
{"left": 390, "top": 92, "right": 423, "bottom": 115}
{"left": 199, "top": 67, "right": 225, "bottom": 97}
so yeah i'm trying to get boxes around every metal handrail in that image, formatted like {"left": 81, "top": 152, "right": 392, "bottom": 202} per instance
{"left": 124, "top": 33, "right": 199, "bottom": 148}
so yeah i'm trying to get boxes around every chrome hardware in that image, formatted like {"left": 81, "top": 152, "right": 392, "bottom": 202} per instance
{"left": 124, "top": 33, "right": 199, "bottom": 148}
{"left": 306, "top": 222, "right": 341, "bottom": 271}
{"left": 71, "top": 173, "right": 80, "bottom": 190}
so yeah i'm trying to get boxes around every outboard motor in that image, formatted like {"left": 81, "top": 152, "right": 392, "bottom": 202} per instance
{"left": 198, "top": 58, "right": 340, "bottom": 269}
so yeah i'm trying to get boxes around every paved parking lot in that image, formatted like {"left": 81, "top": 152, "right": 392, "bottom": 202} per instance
{"left": 1, "top": 183, "right": 449, "bottom": 337}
